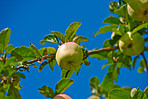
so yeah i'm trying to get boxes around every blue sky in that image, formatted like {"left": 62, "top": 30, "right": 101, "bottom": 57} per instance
{"left": 0, "top": 0, "right": 148, "bottom": 99}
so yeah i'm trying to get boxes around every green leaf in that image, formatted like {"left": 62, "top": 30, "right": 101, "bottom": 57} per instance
{"left": 11, "top": 47, "right": 36, "bottom": 61}
{"left": 144, "top": 87, "right": 148, "bottom": 97}
{"left": 144, "top": 47, "right": 148, "bottom": 51}
{"left": 131, "top": 88, "right": 137, "bottom": 97}
{"left": 73, "top": 36, "right": 89, "bottom": 44}
{"left": 102, "top": 63, "right": 110, "bottom": 69}
{"left": 50, "top": 31, "right": 65, "bottom": 43}
{"left": 140, "top": 59, "right": 146, "bottom": 68}
{"left": 39, "top": 62, "right": 48, "bottom": 72}
{"left": 131, "top": 23, "right": 148, "bottom": 34}
{"left": 43, "top": 47, "right": 56, "bottom": 55}
{"left": 12, "top": 72, "right": 25, "bottom": 79}
{"left": 0, "top": 28, "right": 11, "bottom": 54}
{"left": 90, "top": 76, "right": 99, "bottom": 92}
{"left": 138, "top": 67, "right": 144, "bottom": 73}
{"left": 133, "top": 88, "right": 147, "bottom": 99}
{"left": 82, "top": 58, "right": 90, "bottom": 66}
{"left": 48, "top": 59, "right": 56, "bottom": 71}
{"left": 132, "top": 56, "right": 139, "bottom": 69}
{"left": 0, "top": 92, "right": 5, "bottom": 99}
{"left": 94, "top": 25, "right": 117, "bottom": 37}
{"left": 4, "top": 57, "right": 18, "bottom": 67}
{"left": 65, "top": 22, "right": 82, "bottom": 41}
{"left": 6, "top": 85, "right": 22, "bottom": 99}
{"left": 99, "top": 73, "right": 114, "bottom": 93}
{"left": 29, "top": 43, "right": 41, "bottom": 58}
{"left": 40, "top": 34, "right": 59, "bottom": 45}
{"left": 108, "top": 88, "right": 131, "bottom": 99}
{"left": 114, "top": 4, "right": 127, "bottom": 17}
{"left": 5, "top": 45, "right": 14, "bottom": 55}
{"left": 0, "top": 61, "right": 4, "bottom": 73}
{"left": 39, "top": 85, "right": 55, "bottom": 98}
{"left": 103, "top": 39, "right": 113, "bottom": 48}
{"left": 113, "top": 68, "right": 118, "bottom": 81}
{"left": 74, "top": 65, "right": 82, "bottom": 75}
{"left": 55, "top": 79, "right": 74, "bottom": 94}
{"left": 103, "top": 16, "right": 121, "bottom": 25}
{"left": 61, "top": 69, "right": 73, "bottom": 79}
{"left": 90, "top": 52, "right": 107, "bottom": 60}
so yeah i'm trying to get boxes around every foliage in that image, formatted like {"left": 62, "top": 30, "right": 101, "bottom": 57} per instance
{"left": 0, "top": 0, "right": 148, "bottom": 98}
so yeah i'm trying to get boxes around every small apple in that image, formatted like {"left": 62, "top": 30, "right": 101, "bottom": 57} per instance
{"left": 119, "top": 32, "right": 144, "bottom": 56}
{"left": 53, "top": 94, "right": 72, "bottom": 99}
{"left": 127, "top": 0, "right": 148, "bottom": 21}
{"left": 56, "top": 42, "right": 83, "bottom": 70}
{"left": 109, "top": 1, "right": 119, "bottom": 10}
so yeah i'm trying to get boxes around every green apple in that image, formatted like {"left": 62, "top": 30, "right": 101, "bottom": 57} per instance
{"left": 56, "top": 42, "right": 83, "bottom": 70}
{"left": 127, "top": 0, "right": 148, "bottom": 21}
{"left": 119, "top": 32, "right": 144, "bottom": 56}
{"left": 53, "top": 94, "right": 72, "bottom": 99}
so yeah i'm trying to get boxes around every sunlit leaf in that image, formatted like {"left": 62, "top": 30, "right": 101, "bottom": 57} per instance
{"left": 0, "top": 28, "right": 11, "bottom": 54}
{"left": 50, "top": 31, "right": 65, "bottom": 43}
{"left": 0, "top": 92, "right": 5, "bottom": 99}
{"left": 61, "top": 69, "right": 73, "bottom": 79}
{"left": 39, "top": 85, "right": 55, "bottom": 98}
{"left": 95, "top": 25, "right": 117, "bottom": 37}
{"left": 131, "top": 23, "right": 148, "bottom": 34}
{"left": 73, "top": 36, "right": 89, "bottom": 44}
{"left": 103, "top": 16, "right": 121, "bottom": 25}
{"left": 90, "top": 76, "right": 99, "bottom": 93}
{"left": 40, "top": 34, "right": 59, "bottom": 45}
{"left": 65, "top": 22, "right": 82, "bottom": 41}
{"left": 5, "top": 45, "right": 14, "bottom": 55}
{"left": 11, "top": 47, "right": 36, "bottom": 61}
{"left": 90, "top": 52, "right": 107, "bottom": 60}
{"left": 55, "top": 79, "right": 74, "bottom": 94}
{"left": 29, "top": 43, "right": 41, "bottom": 58}
{"left": 48, "top": 59, "right": 56, "bottom": 71}
{"left": 137, "top": 67, "right": 144, "bottom": 73}
{"left": 74, "top": 65, "right": 82, "bottom": 75}
{"left": 108, "top": 88, "right": 131, "bottom": 99}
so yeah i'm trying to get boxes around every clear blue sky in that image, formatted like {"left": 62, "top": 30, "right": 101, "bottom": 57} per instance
{"left": 0, "top": 0, "right": 148, "bottom": 99}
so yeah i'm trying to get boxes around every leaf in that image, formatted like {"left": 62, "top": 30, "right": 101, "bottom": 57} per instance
{"left": 6, "top": 85, "right": 22, "bottom": 99}
{"left": 102, "top": 63, "right": 110, "bottom": 69}
{"left": 0, "top": 28, "right": 11, "bottom": 54}
{"left": 132, "top": 56, "right": 139, "bottom": 69}
{"left": 140, "top": 59, "right": 146, "bottom": 68}
{"left": 90, "top": 76, "right": 99, "bottom": 92}
{"left": 114, "top": 4, "right": 127, "bottom": 17}
{"left": 113, "top": 68, "right": 118, "bottom": 81}
{"left": 108, "top": 88, "right": 131, "bottom": 99}
{"left": 4, "top": 57, "right": 18, "bottom": 67}
{"left": 48, "top": 59, "right": 56, "bottom": 71}
{"left": 65, "top": 22, "right": 82, "bottom": 41}
{"left": 138, "top": 67, "right": 144, "bottom": 73}
{"left": 40, "top": 34, "right": 59, "bottom": 45}
{"left": 94, "top": 25, "right": 117, "bottom": 37}
{"left": 131, "top": 23, "right": 148, "bottom": 34}
{"left": 11, "top": 47, "right": 36, "bottom": 61}
{"left": 39, "top": 85, "right": 55, "bottom": 98}
{"left": 0, "top": 92, "right": 5, "bottom": 99}
{"left": 90, "top": 52, "right": 107, "bottom": 60}
{"left": 88, "top": 95, "right": 100, "bottom": 99}
{"left": 74, "top": 65, "right": 82, "bottom": 75}
{"left": 55, "top": 79, "right": 74, "bottom": 94}
{"left": 99, "top": 73, "right": 114, "bottom": 93}
{"left": 130, "top": 88, "right": 137, "bottom": 97}
{"left": 50, "top": 31, "right": 65, "bottom": 43}
{"left": 103, "top": 16, "right": 121, "bottom": 25}
{"left": 144, "top": 87, "right": 148, "bottom": 97}
{"left": 0, "top": 61, "right": 4, "bottom": 73}
{"left": 133, "top": 88, "right": 147, "bottom": 99}
{"left": 103, "top": 39, "right": 113, "bottom": 48}
{"left": 29, "top": 43, "right": 41, "bottom": 58}
{"left": 73, "top": 36, "right": 89, "bottom": 44}
{"left": 5, "top": 45, "right": 14, "bottom": 55}
{"left": 82, "top": 58, "right": 90, "bottom": 66}
{"left": 43, "top": 47, "right": 56, "bottom": 55}
{"left": 61, "top": 69, "right": 73, "bottom": 79}
{"left": 39, "top": 62, "right": 48, "bottom": 72}
{"left": 12, "top": 72, "right": 25, "bottom": 79}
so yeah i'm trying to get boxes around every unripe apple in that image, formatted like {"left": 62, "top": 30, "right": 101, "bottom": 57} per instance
{"left": 56, "top": 42, "right": 83, "bottom": 70}
{"left": 127, "top": 0, "right": 148, "bottom": 21}
{"left": 119, "top": 32, "right": 144, "bottom": 56}
{"left": 53, "top": 94, "right": 72, "bottom": 99}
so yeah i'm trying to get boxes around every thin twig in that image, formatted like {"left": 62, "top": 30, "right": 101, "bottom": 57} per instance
{"left": 87, "top": 46, "right": 119, "bottom": 56}
{"left": 141, "top": 51, "right": 148, "bottom": 72}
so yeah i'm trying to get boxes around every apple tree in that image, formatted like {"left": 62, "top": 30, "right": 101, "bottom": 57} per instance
{"left": 0, "top": 0, "right": 148, "bottom": 99}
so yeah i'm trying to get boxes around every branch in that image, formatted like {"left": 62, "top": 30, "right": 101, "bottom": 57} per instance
{"left": 25, "top": 54, "right": 55, "bottom": 64}
{"left": 141, "top": 51, "right": 148, "bottom": 72}
{"left": 87, "top": 46, "right": 119, "bottom": 56}
{"left": 145, "top": 38, "right": 148, "bottom": 42}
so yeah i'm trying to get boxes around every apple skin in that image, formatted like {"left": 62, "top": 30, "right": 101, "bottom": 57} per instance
{"left": 119, "top": 32, "right": 144, "bottom": 56}
{"left": 56, "top": 42, "right": 83, "bottom": 70}
{"left": 127, "top": 0, "right": 148, "bottom": 21}
{"left": 53, "top": 94, "right": 72, "bottom": 99}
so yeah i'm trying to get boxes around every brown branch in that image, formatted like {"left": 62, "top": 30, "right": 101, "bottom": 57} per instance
{"left": 141, "top": 51, "right": 148, "bottom": 72}
{"left": 87, "top": 46, "right": 119, "bottom": 56}
{"left": 25, "top": 54, "right": 55, "bottom": 64}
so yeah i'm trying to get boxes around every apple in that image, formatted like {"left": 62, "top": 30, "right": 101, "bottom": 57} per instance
{"left": 119, "top": 32, "right": 144, "bottom": 56}
{"left": 56, "top": 42, "right": 83, "bottom": 70}
{"left": 127, "top": 0, "right": 148, "bottom": 21}
{"left": 109, "top": 1, "right": 119, "bottom": 10}
{"left": 53, "top": 94, "right": 72, "bottom": 99}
